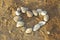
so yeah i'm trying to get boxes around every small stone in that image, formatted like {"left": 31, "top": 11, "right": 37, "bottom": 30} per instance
{"left": 36, "top": 9, "right": 42, "bottom": 16}
{"left": 37, "top": 9, "right": 42, "bottom": 13}
{"left": 32, "top": 10, "right": 38, "bottom": 16}
{"left": 15, "top": 11, "right": 21, "bottom": 16}
{"left": 47, "top": 31, "right": 50, "bottom": 34}
{"left": 40, "top": 11, "right": 47, "bottom": 16}
{"left": 13, "top": 16, "right": 22, "bottom": 22}
{"left": 9, "top": 30, "right": 11, "bottom": 33}
{"left": 26, "top": 11, "right": 33, "bottom": 17}
{"left": 39, "top": 21, "right": 46, "bottom": 26}
{"left": 17, "top": 8, "right": 20, "bottom": 11}
{"left": 16, "top": 21, "right": 24, "bottom": 27}
{"left": 21, "top": 7, "right": 28, "bottom": 13}
{"left": 25, "top": 28, "right": 32, "bottom": 33}
{"left": 33, "top": 24, "right": 41, "bottom": 31}
{"left": 44, "top": 15, "right": 49, "bottom": 22}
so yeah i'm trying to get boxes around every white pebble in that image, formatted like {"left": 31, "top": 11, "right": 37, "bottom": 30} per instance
{"left": 47, "top": 31, "right": 50, "bottom": 34}
{"left": 13, "top": 16, "right": 22, "bottom": 22}
{"left": 32, "top": 10, "right": 38, "bottom": 16}
{"left": 37, "top": 9, "right": 42, "bottom": 12}
{"left": 36, "top": 9, "right": 42, "bottom": 16}
{"left": 17, "top": 8, "right": 20, "bottom": 11}
{"left": 15, "top": 11, "right": 21, "bottom": 16}
{"left": 16, "top": 21, "right": 24, "bottom": 27}
{"left": 33, "top": 24, "right": 41, "bottom": 31}
{"left": 9, "top": 30, "right": 11, "bottom": 33}
{"left": 44, "top": 15, "right": 49, "bottom": 22}
{"left": 33, "top": 21, "right": 46, "bottom": 31}
{"left": 40, "top": 11, "right": 47, "bottom": 16}
{"left": 25, "top": 28, "right": 32, "bottom": 33}
{"left": 39, "top": 21, "right": 46, "bottom": 26}
{"left": 26, "top": 11, "right": 33, "bottom": 17}
{"left": 21, "top": 7, "right": 28, "bottom": 13}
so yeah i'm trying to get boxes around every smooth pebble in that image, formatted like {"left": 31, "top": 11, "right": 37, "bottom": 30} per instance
{"left": 9, "top": 30, "right": 11, "bottom": 33}
{"left": 32, "top": 10, "right": 38, "bottom": 16}
{"left": 16, "top": 21, "right": 24, "bottom": 27}
{"left": 37, "top": 9, "right": 42, "bottom": 16}
{"left": 26, "top": 11, "right": 33, "bottom": 17}
{"left": 44, "top": 15, "right": 49, "bottom": 22}
{"left": 13, "top": 16, "right": 22, "bottom": 22}
{"left": 33, "top": 24, "right": 41, "bottom": 31}
{"left": 39, "top": 21, "right": 46, "bottom": 26}
{"left": 40, "top": 11, "right": 47, "bottom": 16}
{"left": 47, "top": 31, "right": 50, "bottom": 34}
{"left": 37, "top": 9, "right": 42, "bottom": 13}
{"left": 21, "top": 7, "right": 28, "bottom": 13}
{"left": 15, "top": 11, "right": 21, "bottom": 16}
{"left": 33, "top": 21, "right": 46, "bottom": 31}
{"left": 25, "top": 28, "right": 32, "bottom": 33}
{"left": 17, "top": 8, "right": 20, "bottom": 11}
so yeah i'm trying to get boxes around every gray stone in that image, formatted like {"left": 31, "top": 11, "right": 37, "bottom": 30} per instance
{"left": 33, "top": 24, "right": 40, "bottom": 31}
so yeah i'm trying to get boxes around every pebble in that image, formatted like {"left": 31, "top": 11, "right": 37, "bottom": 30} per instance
{"left": 36, "top": 9, "right": 42, "bottom": 16}
{"left": 17, "top": 8, "right": 20, "bottom": 11}
{"left": 37, "top": 9, "right": 42, "bottom": 13}
{"left": 44, "top": 15, "right": 49, "bottom": 22}
{"left": 16, "top": 21, "right": 24, "bottom": 27}
{"left": 13, "top": 16, "right": 22, "bottom": 22}
{"left": 39, "top": 21, "right": 46, "bottom": 26}
{"left": 15, "top": 11, "right": 21, "bottom": 16}
{"left": 33, "top": 24, "right": 41, "bottom": 31}
{"left": 26, "top": 11, "right": 33, "bottom": 17}
{"left": 21, "top": 7, "right": 28, "bottom": 13}
{"left": 32, "top": 10, "right": 38, "bottom": 16}
{"left": 25, "top": 28, "right": 32, "bottom": 33}
{"left": 33, "top": 21, "right": 46, "bottom": 31}
{"left": 9, "top": 30, "right": 11, "bottom": 33}
{"left": 47, "top": 31, "right": 50, "bottom": 34}
{"left": 40, "top": 11, "right": 47, "bottom": 16}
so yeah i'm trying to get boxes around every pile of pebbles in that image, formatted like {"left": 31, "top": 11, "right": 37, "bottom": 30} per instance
{"left": 13, "top": 7, "right": 49, "bottom": 34}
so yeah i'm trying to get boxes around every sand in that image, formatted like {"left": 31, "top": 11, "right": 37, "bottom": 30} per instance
{"left": 0, "top": 0, "right": 60, "bottom": 40}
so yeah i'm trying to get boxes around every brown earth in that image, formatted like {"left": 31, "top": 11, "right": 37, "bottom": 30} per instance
{"left": 0, "top": 0, "right": 60, "bottom": 40}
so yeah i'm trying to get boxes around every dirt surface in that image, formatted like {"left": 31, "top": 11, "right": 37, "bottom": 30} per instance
{"left": 0, "top": 0, "right": 60, "bottom": 40}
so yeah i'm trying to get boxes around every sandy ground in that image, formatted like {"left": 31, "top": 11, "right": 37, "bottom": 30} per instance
{"left": 0, "top": 0, "right": 60, "bottom": 40}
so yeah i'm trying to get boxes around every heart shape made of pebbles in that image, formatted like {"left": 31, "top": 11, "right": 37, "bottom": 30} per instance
{"left": 13, "top": 7, "right": 49, "bottom": 34}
